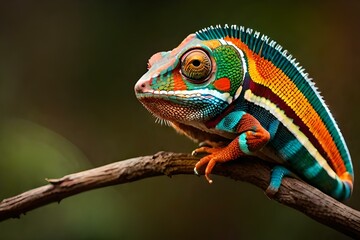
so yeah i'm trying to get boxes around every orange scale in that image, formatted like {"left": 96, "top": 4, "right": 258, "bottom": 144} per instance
{"left": 173, "top": 70, "right": 187, "bottom": 91}
{"left": 213, "top": 78, "right": 231, "bottom": 92}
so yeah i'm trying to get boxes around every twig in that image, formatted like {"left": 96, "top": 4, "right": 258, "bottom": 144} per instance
{"left": 0, "top": 152, "right": 359, "bottom": 238}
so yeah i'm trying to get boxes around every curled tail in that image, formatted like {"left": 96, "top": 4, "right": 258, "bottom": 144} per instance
{"left": 336, "top": 172, "right": 354, "bottom": 200}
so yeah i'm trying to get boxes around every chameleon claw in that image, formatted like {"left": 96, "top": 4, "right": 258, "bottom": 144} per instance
{"left": 191, "top": 150, "right": 198, "bottom": 156}
{"left": 198, "top": 141, "right": 211, "bottom": 147}
{"left": 209, "top": 180, "right": 213, "bottom": 184}
{"left": 194, "top": 167, "right": 199, "bottom": 175}
{"left": 205, "top": 174, "right": 213, "bottom": 184}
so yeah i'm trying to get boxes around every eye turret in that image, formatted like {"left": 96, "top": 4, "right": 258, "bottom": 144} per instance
{"left": 180, "top": 49, "right": 212, "bottom": 83}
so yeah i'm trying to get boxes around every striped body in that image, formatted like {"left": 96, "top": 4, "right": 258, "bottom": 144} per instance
{"left": 135, "top": 25, "right": 354, "bottom": 200}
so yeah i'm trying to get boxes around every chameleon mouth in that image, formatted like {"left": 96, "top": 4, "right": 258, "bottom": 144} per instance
{"left": 135, "top": 89, "right": 204, "bottom": 100}
{"left": 136, "top": 88, "right": 232, "bottom": 103}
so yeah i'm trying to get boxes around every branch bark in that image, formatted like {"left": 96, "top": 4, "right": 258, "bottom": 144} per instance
{"left": 0, "top": 152, "right": 359, "bottom": 238}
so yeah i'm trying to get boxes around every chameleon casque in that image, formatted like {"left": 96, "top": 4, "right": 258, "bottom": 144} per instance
{"left": 134, "top": 25, "right": 354, "bottom": 201}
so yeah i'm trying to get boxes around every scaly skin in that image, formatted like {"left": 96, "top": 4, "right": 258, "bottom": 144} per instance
{"left": 134, "top": 25, "right": 354, "bottom": 201}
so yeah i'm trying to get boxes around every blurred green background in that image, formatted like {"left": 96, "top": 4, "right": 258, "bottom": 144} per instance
{"left": 0, "top": 1, "right": 359, "bottom": 239}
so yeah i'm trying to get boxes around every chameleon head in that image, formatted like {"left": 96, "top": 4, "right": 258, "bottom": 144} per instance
{"left": 135, "top": 33, "right": 247, "bottom": 124}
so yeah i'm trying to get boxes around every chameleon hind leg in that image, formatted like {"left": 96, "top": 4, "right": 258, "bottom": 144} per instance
{"left": 265, "top": 166, "right": 293, "bottom": 197}
{"left": 193, "top": 113, "right": 270, "bottom": 183}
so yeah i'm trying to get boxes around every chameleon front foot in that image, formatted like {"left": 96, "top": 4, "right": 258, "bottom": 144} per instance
{"left": 193, "top": 147, "right": 233, "bottom": 184}
{"left": 193, "top": 138, "right": 247, "bottom": 183}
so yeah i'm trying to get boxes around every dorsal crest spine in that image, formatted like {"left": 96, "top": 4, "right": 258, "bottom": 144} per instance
{"left": 196, "top": 24, "right": 307, "bottom": 83}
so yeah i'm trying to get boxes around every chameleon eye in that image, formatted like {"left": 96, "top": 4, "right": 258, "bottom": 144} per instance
{"left": 180, "top": 49, "right": 212, "bottom": 83}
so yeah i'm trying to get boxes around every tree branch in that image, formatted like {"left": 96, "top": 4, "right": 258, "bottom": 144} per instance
{"left": 0, "top": 152, "right": 359, "bottom": 238}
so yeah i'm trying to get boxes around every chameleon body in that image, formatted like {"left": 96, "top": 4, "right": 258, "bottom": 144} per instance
{"left": 134, "top": 25, "right": 354, "bottom": 200}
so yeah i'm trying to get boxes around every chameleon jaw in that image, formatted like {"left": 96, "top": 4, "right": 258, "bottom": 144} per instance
{"left": 136, "top": 90, "right": 230, "bottom": 124}
{"left": 136, "top": 88, "right": 233, "bottom": 104}
{"left": 136, "top": 89, "right": 203, "bottom": 99}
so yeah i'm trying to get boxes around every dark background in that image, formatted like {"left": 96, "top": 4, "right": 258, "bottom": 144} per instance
{"left": 0, "top": 1, "right": 359, "bottom": 239}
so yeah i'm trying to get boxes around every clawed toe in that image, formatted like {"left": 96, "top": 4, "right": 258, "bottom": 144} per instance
{"left": 205, "top": 174, "right": 213, "bottom": 184}
{"left": 198, "top": 141, "right": 211, "bottom": 147}
{"left": 192, "top": 146, "right": 220, "bottom": 156}
{"left": 194, "top": 154, "right": 220, "bottom": 184}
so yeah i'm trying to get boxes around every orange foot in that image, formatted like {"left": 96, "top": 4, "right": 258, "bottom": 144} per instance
{"left": 192, "top": 145, "right": 238, "bottom": 184}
